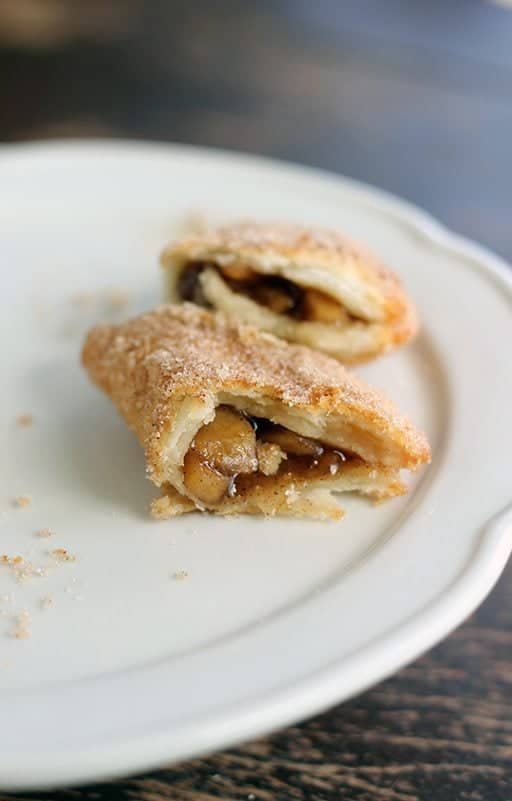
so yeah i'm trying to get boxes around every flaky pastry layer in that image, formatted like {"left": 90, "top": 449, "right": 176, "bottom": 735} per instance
{"left": 161, "top": 221, "right": 418, "bottom": 363}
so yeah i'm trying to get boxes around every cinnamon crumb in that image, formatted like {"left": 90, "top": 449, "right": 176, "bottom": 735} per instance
{"left": 11, "top": 610, "right": 32, "bottom": 640}
{"left": 13, "top": 495, "right": 31, "bottom": 508}
{"left": 16, "top": 413, "right": 33, "bottom": 428}
{"left": 50, "top": 548, "right": 76, "bottom": 563}
{"left": 1, "top": 554, "right": 23, "bottom": 567}
{"left": 1, "top": 555, "right": 48, "bottom": 583}
{"left": 36, "top": 527, "right": 54, "bottom": 538}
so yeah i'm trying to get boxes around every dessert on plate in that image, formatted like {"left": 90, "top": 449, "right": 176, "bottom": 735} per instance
{"left": 161, "top": 221, "right": 418, "bottom": 364}
{"left": 82, "top": 304, "right": 430, "bottom": 520}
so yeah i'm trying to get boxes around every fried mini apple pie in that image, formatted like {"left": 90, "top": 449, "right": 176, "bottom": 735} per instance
{"left": 82, "top": 304, "right": 430, "bottom": 520}
{"left": 161, "top": 222, "right": 418, "bottom": 364}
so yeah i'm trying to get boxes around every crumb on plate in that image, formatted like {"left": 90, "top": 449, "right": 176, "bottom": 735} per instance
{"left": 1, "top": 554, "right": 48, "bottom": 583}
{"left": 11, "top": 610, "right": 32, "bottom": 640}
{"left": 13, "top": 495, "right": 31, "bottom": 508}
{"left": 36, "top": 527, "right": 54, "bottom": 538}
{"left": 50, "top": 548, "right": 76, "bottom": 563}
{"left": 40, "top": 595, "right": 55, "bottom": 610}
{"left": 16, "top": 414, "right": 33, "bottom": 427}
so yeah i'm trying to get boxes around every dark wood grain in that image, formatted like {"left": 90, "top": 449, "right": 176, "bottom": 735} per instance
{"left": 1, "top": 2, "right": 512, "bottom": 799}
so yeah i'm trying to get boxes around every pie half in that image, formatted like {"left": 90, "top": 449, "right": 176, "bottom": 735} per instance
{"left": 82, "top": 304, "right": 431, "bottom": 520}
{"left": 161, "top": 221, "right": 418, "bottom": 364}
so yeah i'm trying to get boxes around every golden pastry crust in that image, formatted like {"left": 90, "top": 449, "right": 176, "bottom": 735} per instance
{"left": 82, "top": 304, "right": 430, "bottom": 519}
{"left": 161, "top": 221, "right": 418, "bottom": 363}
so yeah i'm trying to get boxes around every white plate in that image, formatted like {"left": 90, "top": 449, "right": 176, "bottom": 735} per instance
{"left": 1, "top": 141, "right": 511, "bottom": 790}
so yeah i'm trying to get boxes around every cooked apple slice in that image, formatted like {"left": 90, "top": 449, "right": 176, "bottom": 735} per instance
{"left": 183, "top": 449, "right": 231, "bottom": 505}
{"left": 191, "top": 406, "right": 258, "bottom": 475}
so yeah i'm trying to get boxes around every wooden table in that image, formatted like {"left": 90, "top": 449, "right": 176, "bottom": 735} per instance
{"left": 2, "top": 2, "right": 512, "bottom": 798}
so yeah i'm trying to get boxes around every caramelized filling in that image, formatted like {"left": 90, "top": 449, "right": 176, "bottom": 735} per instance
{"left": 178, "top": 262, "right": 354, "bottom": 325}
{"left": 178, "top": 263, "right": 209, "bottom": 307}
{"left": 183, "top": 405, "right": 350, "bottom": 506}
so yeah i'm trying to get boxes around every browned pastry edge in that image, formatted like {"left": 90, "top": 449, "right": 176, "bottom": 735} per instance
{"left": 82, "top": 304, "right": 430, "bottom": 517}
{"left": 161, "top": 220, "right": 417, "bottom": 329}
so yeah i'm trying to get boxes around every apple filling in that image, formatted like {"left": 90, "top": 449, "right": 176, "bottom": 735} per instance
{"left": 183, "top": 405, "right": 350, "bottom": 507}
{"left": 178, "top": 262, "right": 354, "bottom": 326}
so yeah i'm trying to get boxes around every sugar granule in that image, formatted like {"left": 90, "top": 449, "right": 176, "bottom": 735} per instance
{"left": 172, "top": 570, "right": 189, "bottom": 581}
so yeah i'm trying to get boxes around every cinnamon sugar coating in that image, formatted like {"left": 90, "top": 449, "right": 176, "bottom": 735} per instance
{"left": 161, "top": 221, "right": 418, "bottom": 363}
{"left": 82, "top": 303, "right": 430, "bottom": 503}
